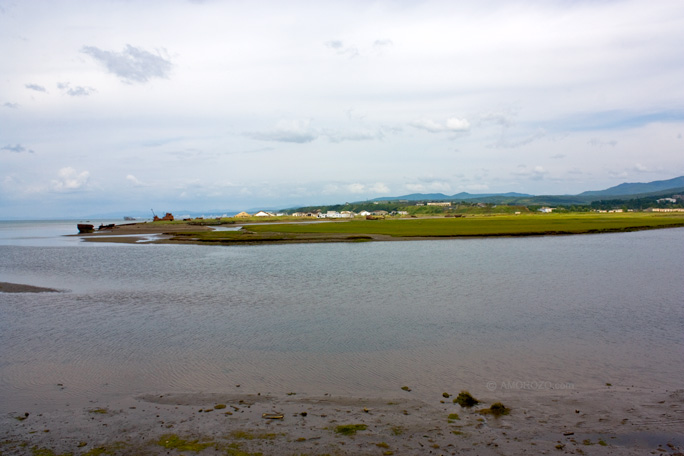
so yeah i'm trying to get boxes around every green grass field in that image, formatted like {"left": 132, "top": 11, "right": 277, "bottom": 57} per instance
{"left": 167, "top": 213, "right": 684, "bottom": 245}
{"left": 243, "top": 213, "right": 684, "bottom": 237}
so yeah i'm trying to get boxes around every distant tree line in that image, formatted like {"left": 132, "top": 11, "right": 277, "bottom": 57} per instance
{"left": 287, "top": 192, "right": 683, "bottom": 214}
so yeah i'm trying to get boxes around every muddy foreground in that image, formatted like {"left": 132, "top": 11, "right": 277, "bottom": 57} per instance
{"left": 2, "top": 386, "right": 683, "bottom": 455}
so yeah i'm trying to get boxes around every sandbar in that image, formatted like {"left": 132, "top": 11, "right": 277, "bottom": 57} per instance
{"left": 0, "top": 282, "right": 62, "bottom": 293}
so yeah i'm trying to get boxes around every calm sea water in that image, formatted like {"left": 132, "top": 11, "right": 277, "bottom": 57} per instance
{"left": 1, "top": 221, "right": 683, "bottom": 412}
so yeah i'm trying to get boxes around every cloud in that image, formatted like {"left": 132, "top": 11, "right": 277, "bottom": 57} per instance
{"left": 410, "top": 117, "right": 470, "bottom": 133}
{"left": 373, "top": 39, "right": 393, "bottom": 47}
{"left": 57, "top": 82, "right": 96, "bottom": 97}
{"left": 2, "top": 102, "right": 19, "bottom": 109}
{"left": 345, "top": 182, "right": 389, "bottom": 194}
{"left": 369, "top": 182, "right": 390, "bottom": 194}
{"left": 491, "top": 128, "right": 546, "bottom": 149}
{"left": 550, "top": 153, "right": 566, "bottom": 159}
{"left": 51, "top": 167, "right": 90, "bottom": 192}
{"left": 325, "top": 40, "right": 359, "bottom": 58}
{"left": 81, "top": 44, "right": 173, "bottom": 83}
{"left": 631, "top": 163, "right": 649, "bottom": 173}
{"left": 512, "top": 165, "right": 548, "bottom": 181}
{"left": 248, "top": 119, "right": 318, "bottom": 143}
{"left": 404, "top": 178, "right": 452, "bottom": 193}
{"left": 1, "top": 144, "right": 34, "bottom": 154}
{"left": 25, "top": 83, "right": 47, "bottom": 93}
{"left": 588, "top": 138, "right": 618, "bottom": 147}
{"left": 125, "top": 174, "right": 150, "bottom": 187}
{"left": 322, "top": 128, "right": 383, "bottom": 143}
{"left": 480, "top": 112, "right": 515, "bottom": 127}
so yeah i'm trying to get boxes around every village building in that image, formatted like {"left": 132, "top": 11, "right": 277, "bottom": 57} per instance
{"left": 646, "top": 208, "right": 684, "bottom": 212}
{"left": 153, "top": 212, "right": 174, "bottom": 221}
{"left": 254, "top": 211, "right": 274, "bottom": 217}
{"left": 234, "top": 212, "right": 250, "bottom": 218}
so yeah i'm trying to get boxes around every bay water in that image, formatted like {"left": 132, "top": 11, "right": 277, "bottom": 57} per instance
{"left": 1, "top": 221, "right": 682, "bottom": 413}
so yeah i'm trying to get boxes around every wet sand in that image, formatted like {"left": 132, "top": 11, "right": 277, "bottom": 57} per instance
{"left": 2, "top": 387, "right": 683, "bottom": 455}
{"left": 0, "top": 282, "right": 62, "bottom": 293}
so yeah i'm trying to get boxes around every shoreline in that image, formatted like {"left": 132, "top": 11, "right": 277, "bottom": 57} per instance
{"left": 0, "top": 282, "right": 62, "bottom": 293}
{"left": 74, "top": 219, "right": 684, "bottom": 246}
{"left": 2, "top": 387, "right": 683, "bottom": 455}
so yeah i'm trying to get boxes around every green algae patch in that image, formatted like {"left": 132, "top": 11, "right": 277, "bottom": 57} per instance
{"left": 390, "top": 426, "right": 404, "bottom": 436}
{"left": 82, "top": 443, "right": 128, "bottom": 456}
{"left": 228, "top": 430, "right": 279, "bottom": 440}
{"left": 448, "top": 413, "right": 461, "bottom": 423}
{"left": 479, "top": 402, "right": 511, "bottom": 417}
{"left": 156, "top": 434, "right": 214, "bottom": 452}
{"left": 225, "top": 442, "right": 263, "bottom": 456}
{"left": 453, "top": 391, "right": 479, "bottom": 407}
{"left": 31, "top": 447, "right": 72, "bottom": 456}
{"left": 87, "top": 408, "right": 108, "bottom": 414}
{"left": 335, "top": 424, "right": 368, "bottom": 436}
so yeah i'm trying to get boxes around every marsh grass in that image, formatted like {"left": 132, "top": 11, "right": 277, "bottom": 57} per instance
{"left": 231, "top": 213, "right": 684, "bottom": 238}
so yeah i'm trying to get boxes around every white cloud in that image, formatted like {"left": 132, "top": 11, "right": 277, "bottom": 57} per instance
{"left": 347, "top": 183, "right": 366, "bottom": 194}
{"left": 1, "top": 144, "right": 34, "bottom": 154}
{"left": 25, "top": 83, "right": 47, "bottom": 93}
{"left": 369, "top": 182, "right": 390, "bottom": 194}
{"left": 125, "top": 174, "right": 149, "bottom": 187}
{"left": 445, "top": 118, "right": 470, "bottom": 131}
{"left": 57, "top": 82, "right": 96, "bottom": 97}
{"left": 480, "top": 112, "right": 515, "bottom": 127}
{"left": 325, "top": 40, "right": 359, "bottom": 58}
{"left": 632, "top": 163, "right": 649, "bottom": 173}
{"left": 588, "top": 138, "right": 618, "bottom": 147}
{"left": 248, "top": 119, "right": 318, "bottom": 143}
{"left": 322, "top": 128, "right": 382, "bottom": 143}
{"left": 51, "top": 167, "right": 90, "bottom": 192}
{"left": 410, "top": 117, "right": 470, "bottom": 133}
{"left": 404, "top": 178, "right": 452, "bottom": 194}
{"left": 512, "top": 165, "right": 548, "bottom": 181}
{"left": 81, "top": 44, "right": 173, "bottom": 84}
{"left": 491, "top": 128, "right": 546, "bottom": 149}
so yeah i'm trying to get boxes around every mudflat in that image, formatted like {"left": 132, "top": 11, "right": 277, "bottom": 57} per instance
{"left": 2, "top": 387, "right": 683, "bottom": 455}
{"left": 0, "top": 282, "right": 61, "bottom": 293}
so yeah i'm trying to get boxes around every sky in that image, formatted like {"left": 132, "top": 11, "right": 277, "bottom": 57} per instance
{"left": 1, "top": 0, "right": 683, "bottom": 218}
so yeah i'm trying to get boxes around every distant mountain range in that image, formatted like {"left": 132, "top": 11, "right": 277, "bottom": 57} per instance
{"left": 578, "top": 176, "right": 684, "bottom": 197}
{"left": 372, "top": 191, "right": 533, "bottom": 202}
{"left": 366, "top": 176, "right": 684, "bottom": 206}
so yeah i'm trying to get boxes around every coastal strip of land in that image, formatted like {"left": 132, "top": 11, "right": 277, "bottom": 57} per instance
{"left": 77, "top": 213, "right": 684, "bottom": 245}
{"left": 0, "top": 282, "right": 62, "bottom": 293}
{"left": 2, "top": 386, "right": 683, "bottom": 455}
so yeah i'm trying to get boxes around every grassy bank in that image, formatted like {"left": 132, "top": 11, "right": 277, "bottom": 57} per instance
{"left": 167, "top": 213, "right": 684, "bottom": 245}
{"left": 248, "top": 213, "right": 684, "bottom": 236}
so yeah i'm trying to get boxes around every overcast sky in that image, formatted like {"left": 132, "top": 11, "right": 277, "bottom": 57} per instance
{"left": 1, "top": 0, "right": 683, "bottom": 218}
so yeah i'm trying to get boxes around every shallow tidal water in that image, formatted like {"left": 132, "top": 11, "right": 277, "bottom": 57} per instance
{"left": 1, "top": 221, "right": 683, "bottom": 413}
